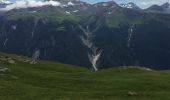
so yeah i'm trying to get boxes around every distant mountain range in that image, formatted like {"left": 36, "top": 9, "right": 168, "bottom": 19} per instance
{"left": 146, "top": 2, "right": 170, "bottom": 14}
{"left": 1, "top": 0, "right": 170, "bottom": 14}
{"left": 0, "top": 0, "right": 170, "bottom": 70}
{"left": 121, "top": 2, "right": 170, "bottom": 14}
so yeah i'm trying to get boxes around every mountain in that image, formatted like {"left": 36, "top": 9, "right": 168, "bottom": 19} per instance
{"left": 120, "top": 2, "right": 141, "bottom": 10}
{"left": 94, "top": 1, "right": 118, "bottom": 7}
{"left": 146, "top": 2, "right": 170, "bottom": 14}
{"left": 0, "top": 1, "right": 170, "bottom": 70}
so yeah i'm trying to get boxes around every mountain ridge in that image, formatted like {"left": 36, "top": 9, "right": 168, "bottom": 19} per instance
{"left": 146, "top": 2, "right": 170, "bottom": 14}
{"left": 0, "top": 1, "right": 170, "bottom": 70}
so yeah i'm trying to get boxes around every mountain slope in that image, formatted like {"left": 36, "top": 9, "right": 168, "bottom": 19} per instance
{"left": 1, "top": 53, "right": 170, "bottom": 100}
{"left": 146, "top": 2, "right": 170, "bottom": 14}
{"left": 0, "top": 1, "right": 170, "bottom": 70}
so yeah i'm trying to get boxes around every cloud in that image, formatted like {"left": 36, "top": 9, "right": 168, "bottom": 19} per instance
{"left": 0, "top": 0, "right": 12, "bottom": 4}
{"left": 0, "top": 0, "right": 61, "bottom": 11}
{"left": 1, "top": 0, "right": 170, "bottom": 10}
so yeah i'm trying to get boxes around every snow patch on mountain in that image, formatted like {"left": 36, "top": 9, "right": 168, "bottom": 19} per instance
{"left": 65, "top": 11, "right": 71, "bottom": 14}
{"left": 29, "top": 10, "right": 37, "bottom": 13}
{"left": 79, "top": 25, "right": 102, "bottom": 71}
{"left": 121, "top": 4, "right": 133, "bottom": 9}
{"left": 120, "top": 2, "right": 140, "bottom": 10}
{"left": 3, "top": 38, "right": 8, "bottom": 46}
{"left": 68, "top": 1, "right": 74, "bottom": 6}
{"left": 73, "top": 10, "right": 78, "bottom": 12}
{"left": 11, "top": 25, "right": 17, "bottom": 30}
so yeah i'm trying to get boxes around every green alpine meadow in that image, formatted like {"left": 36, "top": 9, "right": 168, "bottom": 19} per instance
{"left": 1, "top": 52, "right": 170, "bottom": 100}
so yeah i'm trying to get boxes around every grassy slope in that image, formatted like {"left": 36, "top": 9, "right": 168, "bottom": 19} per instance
{"left": 0, "top": 53, "right": 170, "bottom": 100}
{"left": 6, "top": 9, "right": 80, "bottom": 23}
{"left": 105, "top": 9, "right": 143, "bottom": 28}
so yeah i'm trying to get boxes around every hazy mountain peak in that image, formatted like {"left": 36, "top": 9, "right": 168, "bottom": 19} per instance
{"left": 120, "top": 2, "right": 140, "bottom": 10}
{"left": 161, "top": 2, "right": 170, "bottom": 8}
{"left": 93, "top": 1, "right": 118, "bottom": 8}
{"left": 146, "top": 2, "right": 170, "bottom": 14}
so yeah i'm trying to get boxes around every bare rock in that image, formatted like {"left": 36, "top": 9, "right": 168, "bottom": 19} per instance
{"left": 0, "top": 67, "right": 11, "bottom": 73}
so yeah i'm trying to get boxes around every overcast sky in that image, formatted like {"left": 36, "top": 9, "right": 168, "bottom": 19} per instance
{"left": 8, "top": 0, "right": 170, "bottom": 9}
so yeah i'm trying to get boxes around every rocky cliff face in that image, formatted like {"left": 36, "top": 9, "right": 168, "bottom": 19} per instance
{"left": 0, "top": 1, "right": 170, "bottom": 70}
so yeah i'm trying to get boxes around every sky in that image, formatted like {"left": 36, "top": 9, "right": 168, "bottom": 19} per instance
{"left": 6, "top": 0, "right": 170, "bottom": 9}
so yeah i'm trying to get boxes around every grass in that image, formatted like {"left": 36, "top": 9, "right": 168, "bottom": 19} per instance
{"left": 0, "top": 53, "right": 170, "bottom": 100}
{"left": 6, "top": 10, "right": 79, "bottom": 23}
{"left": 105, "top": 9, "right": 142, "bottom": 28}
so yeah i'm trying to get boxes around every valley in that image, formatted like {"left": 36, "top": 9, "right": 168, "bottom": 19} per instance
{"left": 0, "top": 0, "right": 170, "bottom": 99}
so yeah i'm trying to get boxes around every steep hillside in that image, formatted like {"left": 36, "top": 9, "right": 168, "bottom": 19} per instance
{"left": 146, "top": 2, "right": 170, "bottom": 14}
{"left": 0, "top": 1, "right": 170, "bottom": 70}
